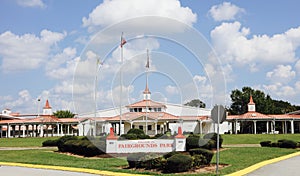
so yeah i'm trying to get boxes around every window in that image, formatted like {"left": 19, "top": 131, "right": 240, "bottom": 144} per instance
{"left": 139, "top": 125, "right": 143, "bottom": 130}
{"left": 132, "top": 125, "right": 135, "bottom": 129}
{"left": 138, "top": 108, "right": 142, "bottom": 112}
{"left": 157, "top": 125, "right": 160, "bottom": 130}
{"left": 158, "top": 108, "right": 161, "bottom": 112}
{"left": 130, "top": 108, "right": 133, "bottom": 112}
{"left": 148, "top": 125, "right": 152, "bottom": 130}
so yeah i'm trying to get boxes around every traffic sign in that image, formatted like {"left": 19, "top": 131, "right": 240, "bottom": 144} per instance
{"left": 211, "top": 105, "right": 226, "bottom": 123}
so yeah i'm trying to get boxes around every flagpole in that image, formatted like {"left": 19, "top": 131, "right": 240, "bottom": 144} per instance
{"left": 119, "top": 33, "right": 124, "bottom": 135}
{"left": 94, "top": 58, "right": 98, "bottom": 136}
{"left": 145, "top": 49, "right": 149, "bottom": 135}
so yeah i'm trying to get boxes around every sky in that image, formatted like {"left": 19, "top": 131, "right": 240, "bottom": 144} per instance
{"left": 1, "top": 0, "right": 300, "bottom": 115}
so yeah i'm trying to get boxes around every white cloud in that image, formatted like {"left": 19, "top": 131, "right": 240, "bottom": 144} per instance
{"left": 211, "top": 22, "right": 300, "bottom": 66}
{"left": 295, "top": 60, "right": 300, "bottom": 73}
{"left": 0, "top": 30, "right": 66, "bottom": 73}
{"left": 266, "top": 65, "right": 296, "bottom": 84}
{"left": 165, "top": 85, "right": 179, "bottom": 95}
{"left": 263, "top": 83, "right": 296, "bottom": 98}
{"left": 46, "top": 48, "right": 78, "bottom": 79}
{"left": 16, "top": 0, "right": 45, "bottom": 8}
{"left": 82, "top": 0, "right": 197, "bottom": 32}
{"left": 209, "top": 2, "right": 245, "bottom": 21}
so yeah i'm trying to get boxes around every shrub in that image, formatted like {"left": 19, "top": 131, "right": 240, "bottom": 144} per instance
{"left": 140, "top": 153, "right": 163, "bottom": 170}
{"left": 127, "top": 153, "right": 147, "bottom": 168}
{"left": 164, "top": 154, "right": 192, "bottom": 173}
{"left": 163, "top": 151, "right": 181, "bottom": 159}
{"left": 153, "top": 133, "right": 164, "bottom": 138}
{"left": 42, "top": 139, "right": 58, "bottom": 147}
{"left": 260, "top": 141, "right": 272, "bottom": 147}
{"left": 186, "top": 136, "right": 200, "bottom": 151}
{"left": 203, "top": 132, "right": 223, "bottom": 148}
{"left": 120, "top": 134, "right": 138, "bottom": 140}
{"left": 57, "top": 136, "right": 78, "bottom": 152}
{"left": 189, "top": 148, "right": 214, "bottom": 165}
{"left": 127, "top": 128, "right": 145, "bottom": 136}
{"left": 271, "top": 142, "right": 279, "bottom": 147}
{"left": 297, "top": 142, "right": 300, "bottom": 148}
{"left": 192, "top": 154, "right": 207, "bottom": 167}
{"left": 278, "top": 140, "right": 297, "bottom": 149}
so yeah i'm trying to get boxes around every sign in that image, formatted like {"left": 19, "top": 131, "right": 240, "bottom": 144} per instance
{"left": 211, "top": 105, "right": 226, "bottom": 123}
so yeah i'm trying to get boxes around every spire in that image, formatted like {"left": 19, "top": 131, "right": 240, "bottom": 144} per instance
{"left": 248, "top": 95, "right": 256, "bottom": 112}
{"left": 143, "top": 49, "right": 151, "bottom": 100}
{"left": 44, "top": 99, "right": 51, "bottom": 109}
{"left": 43, "top": 99, "right": 52, "bottom": 115}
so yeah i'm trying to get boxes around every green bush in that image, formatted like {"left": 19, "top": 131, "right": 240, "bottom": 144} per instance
{"left": 120, "top": 134, "right": 138, "bottom": 140}
{"left": 260, "top": 141, "right": 272, "bottom": 147}
{"left": 127, "top": 153, "right": 147, "bottom": 168}
{"left": 278, "top": 140, "right": 297, "bottom": 149}
{"left": 189, "top": 148, "right": 214, "bottom": 165}
{"left": 164, "top": 154, "right": 192, "bottom": 173}
{"left": 163, "top": 151, "right": 181, "bottom": 159}
{"left": 203, "top": 132, "right": 223, "bottom": 148}
{"left": 140, "top": 153, "right": 163, "bottom": 170}
{"left": 192, "top": 154, "right": 207, "bottom": 167}
{"left": 61, "top": 139, "right": 105, "bottom": 157}
{"left": 42, "top": 139, "right": 58, "bottom": 147}
{"left": 153, "top": 133, "right": 164, "bottom": 138}
{"left": 271, "top": 142, "right": 278, "bottom": 147}
{"left": 297, "top": 142, "right": 300, "bottom": 148}
{"left": 186, "top": 136, "right": 200, "bottom": 150}
{"left": 127, "top": 128, "right": 145, "bottom": 136}
{"left": 57, "top": 136, "right": 78, "bottom": 152}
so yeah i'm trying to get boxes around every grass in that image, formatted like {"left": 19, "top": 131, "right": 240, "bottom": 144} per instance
{"left": 0, "top": 135, "right": 299, "bottom": 175}
{"left": 222, "top": 134, "right": 300, "bottom": 144}
{"left": 0, "top": 147, "right": 298, "bottom": 175}
{"left": 0, "top": 137, "right": 59, "bottom": 147}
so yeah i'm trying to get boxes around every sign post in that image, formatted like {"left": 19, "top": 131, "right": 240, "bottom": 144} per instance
{"left": 211, "top": 105, "right": 226, "bottom": 175}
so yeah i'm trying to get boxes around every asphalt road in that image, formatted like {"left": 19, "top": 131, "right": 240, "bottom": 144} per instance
{"left": 0, "top": 165, "right": 99, "bottom": 176}
{"left": 246, "top": 155, "right": 300, "bottom": 176}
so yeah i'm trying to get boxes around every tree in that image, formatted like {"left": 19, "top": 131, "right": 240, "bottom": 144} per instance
{"left": 184, "top": 99, "right": 206, "bottom": 108}
{"left": 229, "top": 87, "right": 300, "bottom": 115}
{"left": 53, "top": 110, "right": 75, "bottom": 118}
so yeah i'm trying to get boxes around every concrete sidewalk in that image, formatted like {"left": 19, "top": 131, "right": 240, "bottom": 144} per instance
{"left": 246, "top": 155, "right": 300, "bottom": 176}
{"left": 0, "top": 165, "right": 99, "bottom": 176}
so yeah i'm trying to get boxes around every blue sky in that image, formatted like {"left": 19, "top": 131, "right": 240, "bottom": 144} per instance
{"left": 1, "top": 0, "right": 300, "bottom": 114}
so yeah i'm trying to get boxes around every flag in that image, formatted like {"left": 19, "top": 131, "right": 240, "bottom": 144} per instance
{"left": 145, "top": 49, "right": 150, "bottom": 68}
{"left": 120, "top": 34, "right": 126, "bottom": 47}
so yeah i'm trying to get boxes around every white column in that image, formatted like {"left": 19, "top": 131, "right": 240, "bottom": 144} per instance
{"left": 67, "top": 125, "right": 70, "bottom": 135}
{"left": 22, "top": 125, "right": 25, "bottom": 137}
{"left": 253, "top": 121, "right": 257, "bottom": 134}
{"left": 284, "top": 121, "right": 287, "bottom": 134}
{"left": 266, "top": 121, "right": 269, "bottom": 134}
{"left": 56, "top": 124, "right": 60, "bottom": 136}
{"left": 290, "top": 120, "right": 294, "bottom": 134}
{"left": 154, "top": 121, "right": 157, "bottom": 135}
{"left": 60, "top": 124, "right": 63, "bottom": 136}
{"left": 7, "top": 125, "right": 11, "bottom": 138}
{"left": 39, "top": 124, "right": 44, "bottom": 137}
{"left": 235, "top": 120, "right": 238, "bottom": 134}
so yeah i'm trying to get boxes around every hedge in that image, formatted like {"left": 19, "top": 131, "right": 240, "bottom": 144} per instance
{"left": 42, "top": 139, "right": 58, "bottom": 147}
{"left": 203, "top": 132, "right": 223, "bottom": 148}
{"left": 127, "top": 153, "right": 147, "bottom": 168}
{"left": 192, "top": 154, "right": 207, "bottom": 167}
{"left": 164, "top": 154, "right": 192, "bottom": 173}
{"left": 260, "top": 141, "right": 272, "bottom": 147}
{"left": 278, "top": 140, "right": 297, "bottom": 149}
{"left": 57, "top": 136, "right": 78, "bottom": 152}
{"left": 189, "top": 148, "right": 214, "bottom": 165}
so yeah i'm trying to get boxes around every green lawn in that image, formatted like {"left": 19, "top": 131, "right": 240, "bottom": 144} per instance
{"left": 222, "top": 134, "right": 300, "bottom": 144}
{"left": 0, "top": 137, "right": 59, "bottom": 147}
{"left": 0, "top": 147, "right": 297, "bottom": 176}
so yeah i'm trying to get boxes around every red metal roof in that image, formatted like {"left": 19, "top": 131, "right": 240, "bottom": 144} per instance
{"left": 126, "top": 100, "right": 166, "bottom": 108}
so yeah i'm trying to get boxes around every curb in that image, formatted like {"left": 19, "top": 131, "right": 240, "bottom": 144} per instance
{"left": 225, "top": 151, "right": 300, "bottom": 176}
{"left": 0, "top": 162, "right": 150, "bottom": 176}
